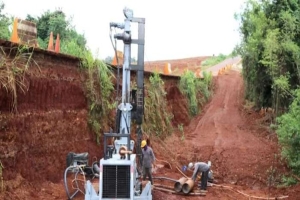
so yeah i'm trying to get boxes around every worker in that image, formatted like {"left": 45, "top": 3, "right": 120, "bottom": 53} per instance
{"left": 141, "top": 140, "right": 155, "bottom": 185}
{"left": 188, "top": 161, "right": 211, "bottom": 192}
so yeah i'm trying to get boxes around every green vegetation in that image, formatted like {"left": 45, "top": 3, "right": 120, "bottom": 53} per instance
{"left": 26, "top": 9, "right": 87, "bottom": 57}
{"left": 276, "top": 89, "right": 300, "bottom": 176}
{"left": 0, "top": 1, "right": 10, "bottom": 40}
{"left": 81, "top": 51, "right": 115, "bottom": 144}
{"left": 178, "top": 123, "right": 184, "bottom": 141}
{"left": 179, "top": 70, "right": 213, "bottom": 116}
{"left": 0, "top": 45, "right": 37, "bottom": 112}
{"left": 143, "top": 72, "right": 173, "bottom": 138}
{"left": 236, "top": 0, "right": 300, "bottom": 180}
{"left": 0, "top": 1, "right": 87, "bottom": 57}
{"left": 201, "top": 54, "right": 228, "bottom": 69}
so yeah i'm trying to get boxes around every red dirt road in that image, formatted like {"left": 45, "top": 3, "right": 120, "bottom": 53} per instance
{"left": 152, "top": 69, "right": 300, "bottom": 199}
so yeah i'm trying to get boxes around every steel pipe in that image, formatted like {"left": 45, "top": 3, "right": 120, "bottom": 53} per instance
{"left": 174, "top": 177, "right": 187, "bottom": 193}
{"left": 182, "top": 179, "right": 195, "bottom": 194}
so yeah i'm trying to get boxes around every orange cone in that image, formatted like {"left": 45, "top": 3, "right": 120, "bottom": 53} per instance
{"left": 48, "top": 32, "right": 54, "bottom": 51}
{"left": 55, "top": 34, "right": 60, "bottom": 53}
{"left": 10, "top": 18, "right": 19, "bottom": 43}
{"left": 163, "top": 63, "right": 172, "bottom": 74}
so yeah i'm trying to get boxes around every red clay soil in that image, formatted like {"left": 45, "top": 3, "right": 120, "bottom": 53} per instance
{"left": 151, "top": 70, "right": 300, "bottom": 200}
{"left": 0, "top": 53, "right": 299, "bottom": 200}
{"left": 145, "top": 56, "right": 210, "bottom": 76}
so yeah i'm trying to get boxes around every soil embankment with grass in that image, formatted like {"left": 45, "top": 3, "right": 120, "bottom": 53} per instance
{"left": 0, "top": 42, "right": 299, "bottom": 200}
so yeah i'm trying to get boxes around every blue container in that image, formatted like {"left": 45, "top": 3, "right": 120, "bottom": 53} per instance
{"left": 182, "top": 165, "right": 187, "bottom": 172}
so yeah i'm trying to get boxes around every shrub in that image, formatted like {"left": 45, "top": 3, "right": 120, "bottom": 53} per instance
{"left": 81, "top": 51, "right": 115, "bottom": 144}
{"left": 143, "top": 72, "right": 173, "bottom": 137}
{"left": 276, "top": 89, "right": 300, "bottom": 175}
{"left": 179, "top": 70, "right": 213, "bottom": 116}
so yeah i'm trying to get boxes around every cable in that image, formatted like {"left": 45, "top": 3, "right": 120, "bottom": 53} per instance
{"left": 109, "top": 27, "right": 121, "bottom": 108}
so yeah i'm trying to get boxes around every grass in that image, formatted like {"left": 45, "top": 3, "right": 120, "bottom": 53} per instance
{"left": 179, "top": 70, "right": 213, "bottom": 116}
{"left": 0, "top": 45, "right": 37, "bottom": 112}
{"left": 201, "top": 54, "right": 228, "bottom": 69}
{"left": 143, "top": 72, "right": 173, "bottom": 138}
{"left": 81, "top": 50, "right": 115, "bottom": 144}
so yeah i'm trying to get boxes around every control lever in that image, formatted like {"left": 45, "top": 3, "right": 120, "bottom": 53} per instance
{"left": 110, "top": 22, "right": 125, "bottom": 29}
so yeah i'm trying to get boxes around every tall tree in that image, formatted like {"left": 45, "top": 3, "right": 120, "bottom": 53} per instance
{"left": 26, "top": 9, "right": 87, "bottom": 57}
{"left": 237, "top": 0, "right": 300, "bottom": 176}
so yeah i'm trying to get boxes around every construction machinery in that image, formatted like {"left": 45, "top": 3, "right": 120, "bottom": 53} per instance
{"left": 64, "top": 7, "right": 151, "bottom": 200}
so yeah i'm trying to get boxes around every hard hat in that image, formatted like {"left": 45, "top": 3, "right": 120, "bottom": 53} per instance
{"left": 188, "top": 162, "right": 194, "bottom": 169}
{"left": 141, "top": 140, "right": 147, "bottom": 148}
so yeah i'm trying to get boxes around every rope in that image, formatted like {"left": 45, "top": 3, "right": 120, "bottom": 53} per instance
{"left": 176, "top": 166, "right": 188, "bottom": 178}
{"left": 155, "top": 158, "right": 172, "bottom": 169}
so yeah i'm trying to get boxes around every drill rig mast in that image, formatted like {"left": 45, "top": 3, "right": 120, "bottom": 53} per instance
{"left": 84, "top": 7, "right": 151, "bottom": 200}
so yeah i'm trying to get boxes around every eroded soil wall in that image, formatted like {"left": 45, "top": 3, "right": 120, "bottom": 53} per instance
{"left": 0, "top": 43, "right": 190, "bottom": 185}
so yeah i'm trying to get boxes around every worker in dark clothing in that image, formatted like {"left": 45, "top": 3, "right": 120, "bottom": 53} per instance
{"left": 141, "top": 140, "right": 156, "bottom": 185}
{"left": 188, "top": 162, "right": 210, "bottom": 192}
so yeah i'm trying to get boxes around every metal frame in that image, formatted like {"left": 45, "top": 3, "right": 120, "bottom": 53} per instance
{"left": 84, "top": 7, "right": 151, "bottom": 200}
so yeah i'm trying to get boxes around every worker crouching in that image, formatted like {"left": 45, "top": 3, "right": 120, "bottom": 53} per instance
{"left": 188, "top": 161, "right": 211, "bottom": 192}
{"left": 141, "top": 140, "right": 156, "bottom": 185}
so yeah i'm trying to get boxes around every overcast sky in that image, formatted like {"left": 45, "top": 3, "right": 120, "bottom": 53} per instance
{"left": 2, "top": 0, "right": 246, "bottom": 61}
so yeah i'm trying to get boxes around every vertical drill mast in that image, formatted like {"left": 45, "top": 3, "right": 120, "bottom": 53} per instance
{"left": 109, "top": 7, "right": 145, "bottom": 166}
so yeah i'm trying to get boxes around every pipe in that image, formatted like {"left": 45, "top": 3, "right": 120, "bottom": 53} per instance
{"left": 152, "top": 177, "right": 177, "bottom": 182}
{"left": 174, "top": 177, "right": 187, "bottom": 193}
{"left": 182, "top": 179, "right": 194, "bottom": 194}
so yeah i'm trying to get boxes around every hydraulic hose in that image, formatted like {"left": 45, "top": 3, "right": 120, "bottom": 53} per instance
{"left": 92, "top": 162, "right": 100, "bottom": 174}
{"left": 64, "top": 166, "right": 80, "bottom": 200}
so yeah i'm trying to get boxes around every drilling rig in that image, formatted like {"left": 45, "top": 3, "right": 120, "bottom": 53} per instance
{"left": 63, "top": 7, "right": 152, "bottom": 200}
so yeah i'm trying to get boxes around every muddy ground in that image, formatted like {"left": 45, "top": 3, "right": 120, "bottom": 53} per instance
{"left": 0, "top": 52, "right": 299, "bottom": 200}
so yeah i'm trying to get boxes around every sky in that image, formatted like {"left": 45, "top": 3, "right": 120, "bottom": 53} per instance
{"left": 2, "top": 0, "right": 246, "bottom": 61}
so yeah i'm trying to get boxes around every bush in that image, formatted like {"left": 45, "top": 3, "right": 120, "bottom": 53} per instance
{"left": 143, "top": 72, "right": 173, "bottom": 137}
{"left": 82, "top": 51, "right": 115, "bottom": 144}
{"left": 276, "top": 89, "right": 300, "bottom": 175}
{"left": 179, "top": 70, "right": 213, "bottom": 116}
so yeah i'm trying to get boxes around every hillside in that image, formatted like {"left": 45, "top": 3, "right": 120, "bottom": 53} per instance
{"left": 0, "top": 40, "right": 299, "bottom": 200}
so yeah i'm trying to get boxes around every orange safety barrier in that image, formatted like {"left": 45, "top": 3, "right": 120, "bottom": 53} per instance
{"left": 48, "top": 32, "right": 54, "bottom": 51}
{"left": 112, "top": 51, "right": 124, "bottom": 65}
{"left": 195, "top": 68, "right": 201, "bottom": 78}
{"left": 10, "top": 18, "right": 19, "bottom": 43}
{"left": 55, "top": 34, "right": 60, "bottom": 53}
{"left": 163, "top": 63, "right": 172, "bottom": 75}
